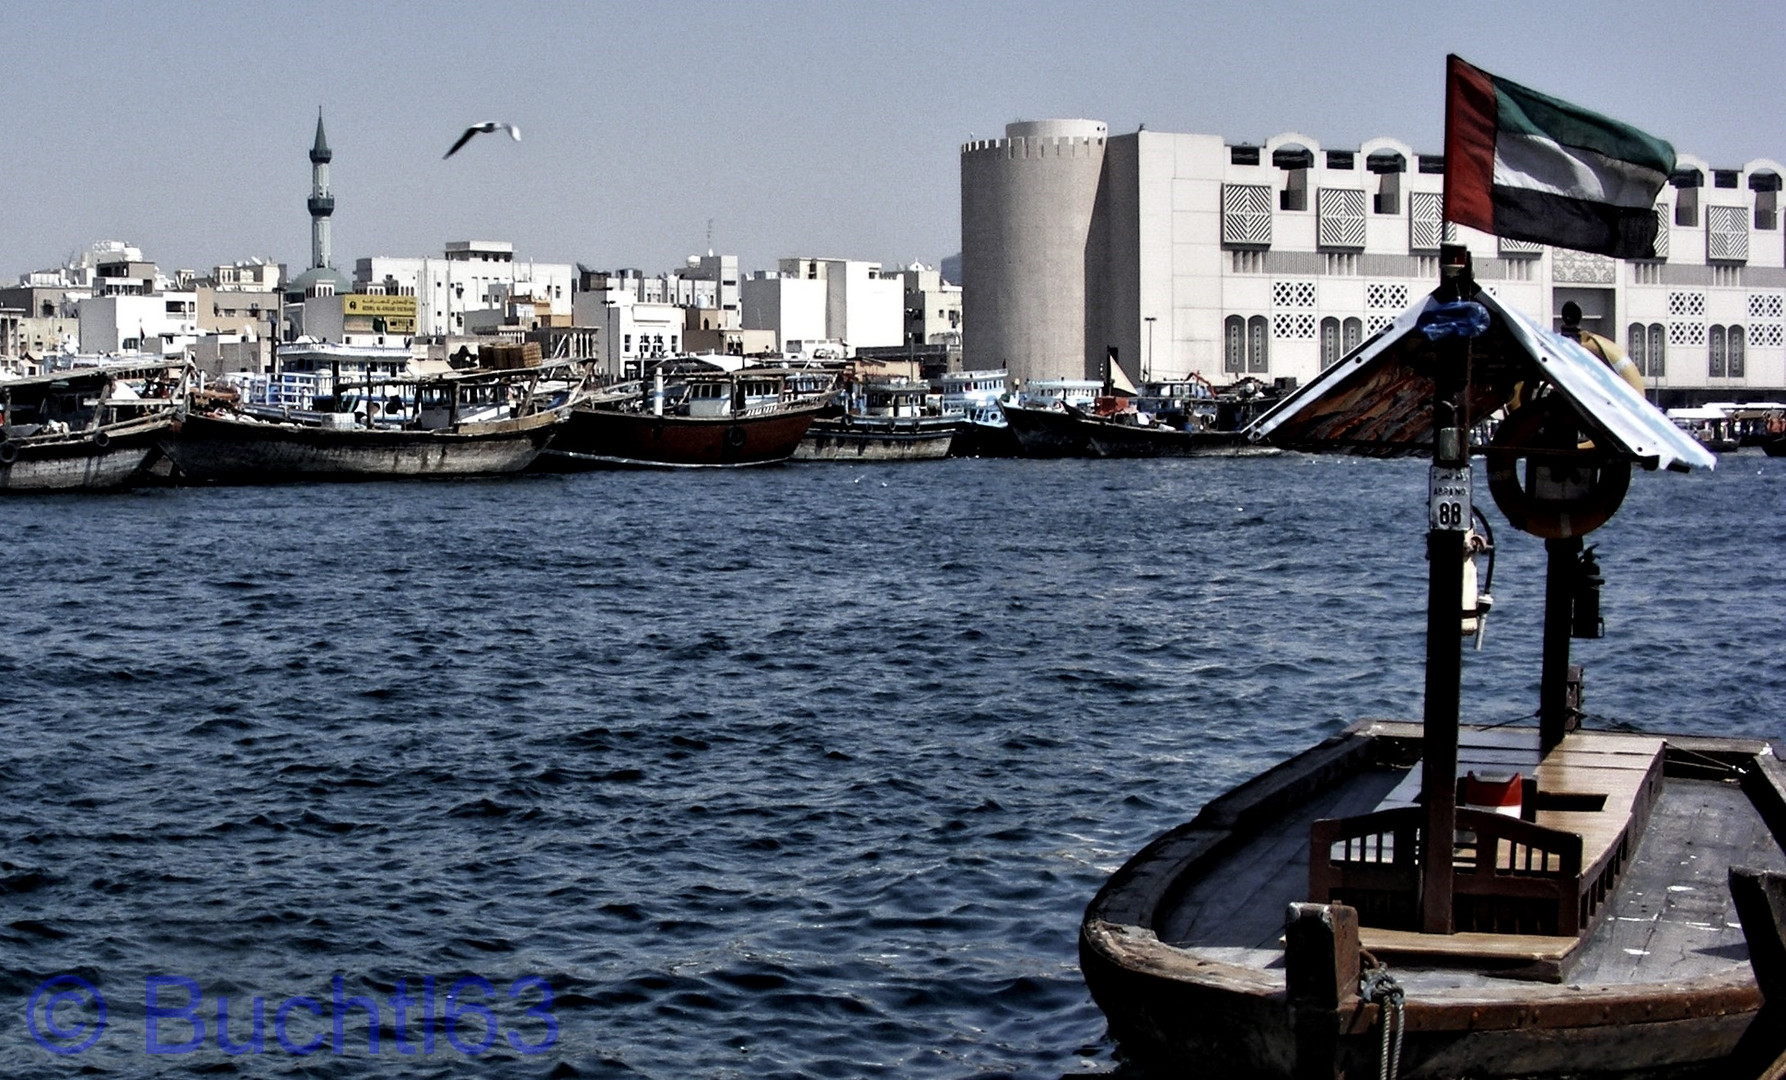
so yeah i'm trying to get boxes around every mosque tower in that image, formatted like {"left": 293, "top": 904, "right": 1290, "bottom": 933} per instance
{"left": 289, "top": 110, "right": 352, "bottom": 298}
{"left": 307, "top": 111, "right": 335, "bottom": 271}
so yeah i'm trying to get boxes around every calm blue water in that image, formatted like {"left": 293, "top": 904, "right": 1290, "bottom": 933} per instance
{"left": 3, "top": 453, "right": 1782, "bottom": 1077}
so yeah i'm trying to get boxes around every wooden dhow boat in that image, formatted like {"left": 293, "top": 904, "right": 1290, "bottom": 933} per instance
{"left": 164, "top": 362, "right": 582, "bottom": 482}
{"left": 794, "top": 377, "right": 955, "bottom": 462}
{"left": 0, "top": 360, "right": 183, "bottom": 491}
{"left": 1080, "top": 248, "right": 1786, "bottom": 1079}
{"left": 539, "top": 363, "right": 828, "bottom": 469}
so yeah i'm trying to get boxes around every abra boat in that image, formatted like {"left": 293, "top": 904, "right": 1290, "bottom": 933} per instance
{"left": 0, "top": 360, "right": 182, "bottom": 491}
{"left": 794, "top": 377, "right": 955, "bottom": 462}
{"left": 1080, "top": 248, "right": 1786, "bottom": 1079}
{"left": 164, "top": 363, "right": 579, "bottom": 482}
{"left": 539, "top": 363, "right": 828, "bottom": 469}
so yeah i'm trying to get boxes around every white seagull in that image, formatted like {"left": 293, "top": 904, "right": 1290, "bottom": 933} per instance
{"left": 443, "top": 122, "right": 521, "bottom": 159}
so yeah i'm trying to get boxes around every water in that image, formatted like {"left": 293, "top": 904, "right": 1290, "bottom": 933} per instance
{"left": 2, "top": 454, "right": 1782, "bottom": 1077}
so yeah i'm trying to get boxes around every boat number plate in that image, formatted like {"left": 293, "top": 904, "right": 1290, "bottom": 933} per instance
{"left": 1429, "top": 466, "right": 1471, "bottom": 531}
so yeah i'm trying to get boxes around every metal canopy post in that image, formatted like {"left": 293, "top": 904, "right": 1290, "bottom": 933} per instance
{"left": 1540, "top": 536, "right": 1583, "bottom": 753}
{"left": 1419, "top": 244, "right": 1476, "bottom": 935}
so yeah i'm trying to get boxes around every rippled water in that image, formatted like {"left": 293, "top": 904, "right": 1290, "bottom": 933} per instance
{"left": 3, "top": 453, "right": 1782, "bottom": 1077}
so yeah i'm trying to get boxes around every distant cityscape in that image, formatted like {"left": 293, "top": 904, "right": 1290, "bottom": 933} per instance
{"left": 5, "top": 112, "right": 1785, "bottom": 409}
{"left": 0, "top": 113, "right": 964, "bottom": 387}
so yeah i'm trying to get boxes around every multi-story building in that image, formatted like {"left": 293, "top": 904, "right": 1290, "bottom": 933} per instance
{"left": 77, "top": 291, "right": 198, "bottom": 355}
{"left": 740, "top": 271, "right": 827, "bottom": 351}
{"left": 768, "top": 258, "right": 903, "bottom": 352}
{"left": 962, "top": 119, "right": 1786, "bottom": 404}
{"left": 354, "top": 242, "right": 573, "bottom": 338}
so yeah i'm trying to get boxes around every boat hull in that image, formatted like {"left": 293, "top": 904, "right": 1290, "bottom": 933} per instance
{"left": 1000, "top": 403, "right": 1093, "bottom": 457}
{"left": 0, "top": 415, "right": 170, "bottom": 492}
{"left": 1084, "top": 422, "right": 1263, "bottom": 458}
{"left": 164, "top": 410, "right": 561, "bottom": 482}
{"left": 792, "top": 417, "right": 956, "bottom": 462}
{"left": 539, "top": 402, "right": 821, "bottom": 468}
{"left": 1080, "top": 722, "right": 1786, "bottom": 1079}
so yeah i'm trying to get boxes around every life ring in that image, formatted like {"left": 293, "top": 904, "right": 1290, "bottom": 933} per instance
{"left": 0, "top": 441, "right": 16, "bottom": 465}
{"left": 724, "top": 425, "right": 747, "bottom": 449}
{"left": 1486, "top": 402, "right": 1630, "bottom": 539}
{"left": 91, "top": 429, "right": 111, "bottom": 450}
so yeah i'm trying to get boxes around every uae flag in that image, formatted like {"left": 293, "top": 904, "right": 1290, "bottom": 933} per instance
{"left": 1444, "top": 55, "right": 1675, "bottom": 258}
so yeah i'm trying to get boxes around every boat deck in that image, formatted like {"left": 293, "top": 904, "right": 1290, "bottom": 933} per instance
{"left": 1155, "top": 735, "right": 1786, "bottom": 991}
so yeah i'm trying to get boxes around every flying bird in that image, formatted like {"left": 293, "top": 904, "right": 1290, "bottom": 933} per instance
{"left": 443, "top": 122, "right": 521, "bottom": 159}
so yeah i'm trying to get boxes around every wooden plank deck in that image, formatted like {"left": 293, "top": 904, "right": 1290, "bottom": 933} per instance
{"left": 1158, "top": 762, "right": 1786, "bottom": 990}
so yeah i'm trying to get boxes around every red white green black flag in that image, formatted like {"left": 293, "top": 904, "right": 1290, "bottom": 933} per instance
{"left": 1443, "top": 55, "right": 1676, "bottom": 259}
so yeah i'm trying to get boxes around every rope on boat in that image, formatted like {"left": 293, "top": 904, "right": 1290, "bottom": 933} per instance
{"left": 1359, "top": 963, "right": 1405, "bottom": 1080}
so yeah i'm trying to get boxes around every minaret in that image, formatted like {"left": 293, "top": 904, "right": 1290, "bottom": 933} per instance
{"left": 307, "top": 110, "right": 335, "bottom": 271}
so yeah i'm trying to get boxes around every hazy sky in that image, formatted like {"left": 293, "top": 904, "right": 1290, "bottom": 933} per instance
{"left": 4, "top": 1, "right": 1781, "bottom": 281}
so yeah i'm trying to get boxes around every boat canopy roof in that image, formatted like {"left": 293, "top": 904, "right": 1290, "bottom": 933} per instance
{"left": 0, "top": 359, "right": 179, "bottom": 390}
{"left": 1248, "top": 288, "right": 1715, "bottom": 473}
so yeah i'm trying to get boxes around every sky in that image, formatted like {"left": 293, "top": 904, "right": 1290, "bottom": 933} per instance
{"left": 3, "top": 1, "right": 1782, "bottom": 282}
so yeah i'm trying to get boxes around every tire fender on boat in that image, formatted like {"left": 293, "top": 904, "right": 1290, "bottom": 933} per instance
{"left": 725, "top": 426, "right": 746, "bottom": 449}
{"left": 0, "top": 440, "right": 17, "bottom": 465}
{"left": 91, "top": 430, "right": 111, "bottom": 450}
{"left": 1486, "top": 402, "right": 1630, "bottom": 540}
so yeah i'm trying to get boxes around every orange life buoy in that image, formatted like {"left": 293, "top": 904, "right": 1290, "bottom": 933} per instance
{"left": 1486, "top": 402, "right": 1630, "bottom": 539}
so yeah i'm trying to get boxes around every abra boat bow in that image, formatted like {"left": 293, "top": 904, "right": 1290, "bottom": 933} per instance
{"left": 1080, "top": 248, "right": 1786, "bottom": 1079}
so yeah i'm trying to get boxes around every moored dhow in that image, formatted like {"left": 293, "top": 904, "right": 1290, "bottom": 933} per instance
{"left": 540, "top": 362, "right": 828, "bottom": 469}
{"left": 164, "top": 361, "right": 582, "bottom": 482}
{"left": 0, "top": 360, "right": 183, "bottom": 491}
{"left": 794, "top": 376, "right": 955, "bottom": 462}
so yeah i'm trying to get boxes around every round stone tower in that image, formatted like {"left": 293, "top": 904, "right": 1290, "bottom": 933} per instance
{"left": 960, "top": 119, "right": 1108, "bottom": 385}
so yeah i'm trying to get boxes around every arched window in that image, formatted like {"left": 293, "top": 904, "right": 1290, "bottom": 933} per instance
{"left": 1729, "top": 325, "right": 1746, "bottom": 377}
{"left": 1627, "top": 323, "right": 1646, "bottom": 375}
{"left": 1320, "top": 317, "right": 1341, "bottom": 369}
{"left": 1708, "top": 324, "right": 1727, "bottom": 378}
{"left": 1343, "top": 317, "right": 1363, "bottom": 354}
{"left": 1246, "top": 315, "right": 1270, "bottom": 374}
{"left": 1647, "top": 324, "right": 1666, "bottom": 378}
{"left": 1223, "top": 315, "right": 1245, "bottom": 373}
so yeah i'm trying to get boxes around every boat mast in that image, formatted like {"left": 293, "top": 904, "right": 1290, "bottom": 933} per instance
{"left": 1418, "top": 242, "right": 1477, "bottom": 935}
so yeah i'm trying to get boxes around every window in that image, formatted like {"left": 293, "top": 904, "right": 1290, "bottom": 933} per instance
{"left": 1753, "top": 172, "right": 1782, "bottom": 231}
{"left": 1343, "top": 317, "right": 1363, "bottom": 354}
{"left": 1223, "top": 315, "right": 1245, "bottom": 373}
{"left": 1708, "top": 205, "right": 1749, "bottom": 262}
{"left": 1230, "top": 145, "right": 1260, "bottom": 166}
{"left": 1627, "top": 323, "right": 1646, "bottom": 375}
{"left": 1246, "top": 315, "right": 1270, "bottom": 374}
{"left": 1222, "top": 184, "right": 1273, "bottom": 246}
{"left": 1275, "top": 145, "right": 1313, "bottom": 211}
{"left": 1326, "top": 150, "right": 1354, "bottom": 170}
{"left": 1368, "top": 150, "right": 1404, "bottom": 214}
{"left": 1729, "top": 325, "right": 1746, "bottom": 377}
{"left": 1709, "top": 325, "right": 1727, "bottom": 377}
{"left": 1320, "top": 317, "right": 1341, "bottom": 369}
{"left": 1673, "top": 169, "right": 1702, "bottom": 227}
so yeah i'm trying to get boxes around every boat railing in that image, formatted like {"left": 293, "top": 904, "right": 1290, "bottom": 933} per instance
{"left": 1311, "top": 805, "right": 1586, "bottom": 936}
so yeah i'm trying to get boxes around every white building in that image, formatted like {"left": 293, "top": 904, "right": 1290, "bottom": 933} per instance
{"left": 77, "top": 292, "right": 198, "bottom": 356}
{"left": 570, "top": 289, "right": 681, "bottom": 378}
{"left": 756, "top": 258, "right": 902, "bottom": 353}
{"left": 961, "top": 120, "right": 1786, "bottom": 404}
{"left": 354, "top": 241, "right": 573, "bottom": 337}
{"left": 740, "top": 272, "right": 827, "bottom": 350}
